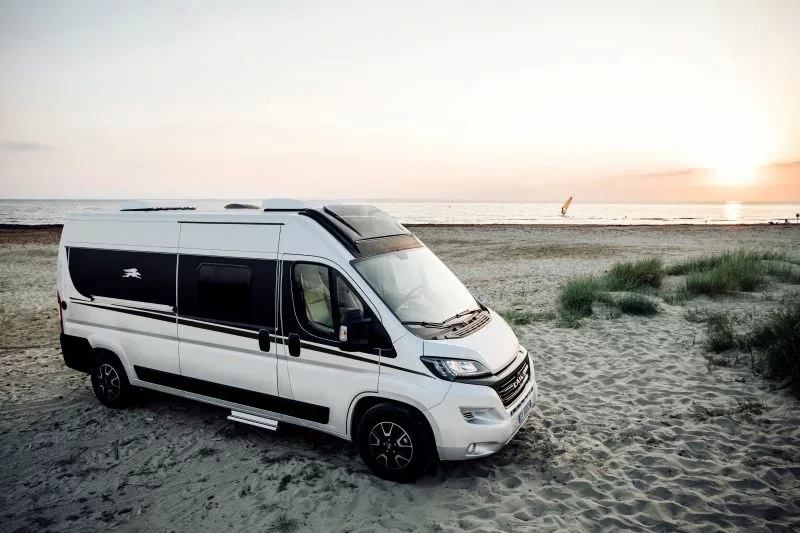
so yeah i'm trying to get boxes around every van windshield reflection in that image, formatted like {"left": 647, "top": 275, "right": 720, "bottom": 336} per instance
{"left": 353, "top": 247, "right": 479, "bottom": 325}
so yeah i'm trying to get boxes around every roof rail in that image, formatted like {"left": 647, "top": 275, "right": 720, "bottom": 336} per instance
{"left": 120, "top": 200, "right": 196, "bottom": 212}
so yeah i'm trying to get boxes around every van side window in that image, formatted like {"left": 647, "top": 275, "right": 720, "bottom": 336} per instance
{"left": 292, "top": 263, "right": 366, "bottom": 339}
{"left": 178, "top": 255, "right": 277, "bottom": 327}
{"left": 294, "top": 264, "right": 334, "bottom": 336}
{"left": 197, "top": 263, "right": 252, "bottom": 322}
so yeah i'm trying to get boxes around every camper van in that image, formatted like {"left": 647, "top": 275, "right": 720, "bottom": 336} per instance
{"left": 57, "top": 200, "right": 537, "bottom": 482}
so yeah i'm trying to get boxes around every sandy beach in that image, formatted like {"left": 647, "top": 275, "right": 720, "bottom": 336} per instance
{"left": 1, "top": 224, "right": 799, "bottom": 532}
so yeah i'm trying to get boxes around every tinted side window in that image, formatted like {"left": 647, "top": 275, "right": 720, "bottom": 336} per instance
{"left": 197, "top": 264, "right": 252, "bottom": 322}
{"left": 68, "top": 247, "right": 176, "bottom": 306}
{"left": 179, "top": 255, "right": 276, "bottom": 326}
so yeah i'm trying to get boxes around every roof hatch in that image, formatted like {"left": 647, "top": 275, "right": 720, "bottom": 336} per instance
{"left": 300, "top": 204, "right": 421, "bottom": 257}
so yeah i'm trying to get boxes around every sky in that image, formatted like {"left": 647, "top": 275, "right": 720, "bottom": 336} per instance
{"left": 1, "top": 0, "right": 799, "bottom": 202}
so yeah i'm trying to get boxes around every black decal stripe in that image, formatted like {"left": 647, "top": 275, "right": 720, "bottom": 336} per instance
{"left": 73, "top": 301, "right": 430, "bottom": 378}
{"left": 134, "top": 366, "right": 329, "bottom": 424}
{"left": 380, "top": 361, "right": 433, "bottom": 378}
{"left": 109, "top": 303, "right": 175, "bottom": 316}
{"left": 72, "top": 301, "right": 177, "bottom": 324}
{"left": 178, "top": 317, "right": 259, "bottom": 339}
{"left": 299, "top": 341, "right": 378, "bottom": 365}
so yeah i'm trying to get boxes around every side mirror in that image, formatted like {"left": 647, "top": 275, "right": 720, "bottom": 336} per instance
{"left": 339, "top": 309, "right": 372, "bottom": 352}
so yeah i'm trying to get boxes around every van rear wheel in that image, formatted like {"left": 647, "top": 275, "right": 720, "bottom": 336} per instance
{"left": 90, "top": 352, "right": 132, "bottom": 409}
{"left": 356, "top": 403, "right": 436, "bottom": 483}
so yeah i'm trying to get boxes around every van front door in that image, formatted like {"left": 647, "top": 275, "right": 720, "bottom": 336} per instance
{"left": 171, "top": 223, "right": 282, "bottom": 418}
{"left": 278, "top": 256, "right": 380, "bottom": 435}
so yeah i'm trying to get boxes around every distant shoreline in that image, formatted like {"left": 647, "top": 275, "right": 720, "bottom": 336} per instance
{"left": 2, "top": 222, "right": 798, "bottom": 231}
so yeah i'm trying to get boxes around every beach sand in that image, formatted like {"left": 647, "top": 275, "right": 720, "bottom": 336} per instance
{"left": 1, "top": 224, "right": 799, "bottom": 532}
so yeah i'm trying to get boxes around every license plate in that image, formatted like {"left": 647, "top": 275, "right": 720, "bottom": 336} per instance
{"left": 517, "top": 395, "right": 533, "bottom": 425}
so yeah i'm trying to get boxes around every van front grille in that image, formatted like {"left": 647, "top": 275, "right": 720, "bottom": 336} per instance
{"left": 492, "top": 358, "right": 530, "bottom": 407}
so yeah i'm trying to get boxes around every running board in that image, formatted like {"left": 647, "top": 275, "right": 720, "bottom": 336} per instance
{"left": 227, "top": 410, "right": 279, "bottom": 431}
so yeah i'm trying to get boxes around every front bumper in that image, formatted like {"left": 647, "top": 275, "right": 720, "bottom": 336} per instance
{"left": 427, "top": 360, "right": 538, "bottom": 461}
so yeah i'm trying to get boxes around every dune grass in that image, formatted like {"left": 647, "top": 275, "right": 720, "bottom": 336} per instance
{"left": 499, "top": 309, "right": 557, "bottom": 325}
{"left": 604, "top": 258, "right": 663, "bottom": 291}
{"left": 616, "top": 294, "right": 660, "bottom": 316}
{"left": 559, "top": 276, "right": 602, "bottom": 317}
{"left": 554, "top": 249, "right": 797, "bottom": 326}
{"left": 687, "top": 305, "right": 800, "bottom": 394}
{"left": 558, "top": 258, "right": 663, "bottom": 319}
{"left": 704, "top": 312, "right": 739, "bottom": 353}
{"left": 684, "top": 309, "right": 741, "bottom": 352}
{"left": 666, "top": 250, "right": 800, "bottom": 297}
{"left": 666, "top": 250, "right": 788, "bottom": 275}
{"left": 741, "top": 306, "right": 800, "bottom": 387}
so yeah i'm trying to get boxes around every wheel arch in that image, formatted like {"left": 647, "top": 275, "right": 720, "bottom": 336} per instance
{"left": 86, "top": 336, "right": 135, "bottom": 380}
{"left": 347, "top": 393, "right": 440, "bottom": 449}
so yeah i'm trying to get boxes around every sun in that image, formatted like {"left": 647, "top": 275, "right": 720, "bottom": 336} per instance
{"left": 705, "top": 135, "right": 769, "bottom": 187}
{"left": 712, "top": 159, "right": 761, "bottom": 187}
{"left": 687, "top": 106, "right": 772, "bottom": 187}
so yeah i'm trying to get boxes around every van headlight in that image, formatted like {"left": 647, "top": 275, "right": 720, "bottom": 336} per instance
{"left": 420, "top": 357, "right": 491, "bottom": 380}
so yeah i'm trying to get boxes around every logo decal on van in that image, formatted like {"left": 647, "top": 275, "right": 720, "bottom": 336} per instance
{"left": 122, "top": 268, "right": 141, "bottom": 279}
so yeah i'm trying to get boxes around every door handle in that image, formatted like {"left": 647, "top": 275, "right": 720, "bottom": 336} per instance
{"left": 258, "top": 328, "right": 271, "bottom": 352}
{"left": 288, "top": 333, "right": 301, "bottom": 357}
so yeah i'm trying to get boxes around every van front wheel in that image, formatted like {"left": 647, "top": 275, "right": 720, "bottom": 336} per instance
{"left": 356, "top": 403, "right": 436, "bottom": 483}
{"left": 90, "top": 351, "right": 132, "bottom": 409}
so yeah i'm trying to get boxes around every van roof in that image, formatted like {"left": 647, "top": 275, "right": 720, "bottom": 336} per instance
{"left": 67, "top": 202, "right": 422, "bottom": 258}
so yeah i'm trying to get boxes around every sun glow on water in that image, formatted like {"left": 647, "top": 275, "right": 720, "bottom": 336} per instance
{"left": 723, "top": 201, "right": 743, "bottom": 223}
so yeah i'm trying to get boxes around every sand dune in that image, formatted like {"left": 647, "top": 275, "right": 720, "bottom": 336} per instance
{"left": 1, "top": 225, "right": 799, "bottom": 532}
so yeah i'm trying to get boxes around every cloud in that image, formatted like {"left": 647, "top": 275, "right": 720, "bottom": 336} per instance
{"left": 1, "top": 141, "right": 54, "bottom": 152}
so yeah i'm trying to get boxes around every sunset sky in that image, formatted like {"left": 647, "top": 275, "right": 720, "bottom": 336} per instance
{"left": 1, "top": 0, "right": 799, "bottom": 202}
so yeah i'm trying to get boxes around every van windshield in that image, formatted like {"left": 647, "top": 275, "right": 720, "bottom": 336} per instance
{"left": 353, "top": 247, "right": 479, "bottom": 325}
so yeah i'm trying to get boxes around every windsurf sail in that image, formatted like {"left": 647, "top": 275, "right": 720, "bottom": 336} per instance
{"left": 561, "top": 196, "right": 573, "bottom": 216}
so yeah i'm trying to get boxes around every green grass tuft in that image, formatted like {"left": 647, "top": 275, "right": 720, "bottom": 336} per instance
{"left": 764, "top": 262, "right": 800, "bottom": 284}
{"left": 605, "top": 258, "right": 663, "bottom": 291}
{"left": 740, "top": 305, "right": 800, "bottom": 386}
{"left": 499, "top": 309, "right": 557, "bottom": 325}
{"left": 669, "top": 250, "right": 800, "bottom": 297}
{"left": 704, "top": 312, "right": 738, "bottom": 353}
{"left": 616, "top": 294, "right": 659, "bottom": 316}
{"left": 558, "top": 258, "right": 665, "bottom": 320}
{"left": 560, "top": 276, "right": 602, "bottom": 317}
{"left": 666, "top": 250, "right": 787, "bottom": 276}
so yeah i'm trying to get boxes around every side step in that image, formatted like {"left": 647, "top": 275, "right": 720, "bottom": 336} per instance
{"left": 227, "top": 410, "right": 279, "bottom": 431}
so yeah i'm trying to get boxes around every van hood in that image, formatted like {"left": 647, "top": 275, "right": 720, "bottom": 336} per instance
{"left": 422, "top": 310, "right": 519, "bottom": 373}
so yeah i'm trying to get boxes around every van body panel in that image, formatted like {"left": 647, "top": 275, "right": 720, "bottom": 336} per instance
{"left": 59, "top": 222, "right": 180, "bottom": 375}
{"left": 376, "top": 333, "right": 449, "bottom": 409}
{"left": 422, "top": 310, "right": 519, "bottom": 373}
{"left": 278, "top": 253, "right": 380, "bottom": 435}
{"left": 70, "top": 305, "right": 180, "bottom": 374}
{"left": 62, "top": 219, "right": 179, "bottom": 250}
{"left": 176, "top": 225, "right": 282, "bottom": 410}
{"left": 178, "top": 222, "right": 282, "bottom": 253}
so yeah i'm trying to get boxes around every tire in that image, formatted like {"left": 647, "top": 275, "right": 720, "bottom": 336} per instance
{"left": 90, "top": 351, "right": 133, "bottom": 409}
{"left": 356, "top": 402, "right": 437, "bottom": 483}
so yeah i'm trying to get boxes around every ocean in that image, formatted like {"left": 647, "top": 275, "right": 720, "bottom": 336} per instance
{"left": 0, "top": 199, "right": 798, "bottom": 226}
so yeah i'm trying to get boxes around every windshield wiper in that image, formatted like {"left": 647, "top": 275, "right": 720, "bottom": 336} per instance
{"left": 400, "top": 320, "right": 451, "bottom": 329}
{"left": 401, "top": 308, "right": 483, "bottom": 330}
{"left": 441, "top": 307, "right": 482, "bottom": 325}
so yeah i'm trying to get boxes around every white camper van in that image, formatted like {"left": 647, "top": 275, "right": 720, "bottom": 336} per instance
{"left": 57, "top": 200, "right": 537, "bottom": 482}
